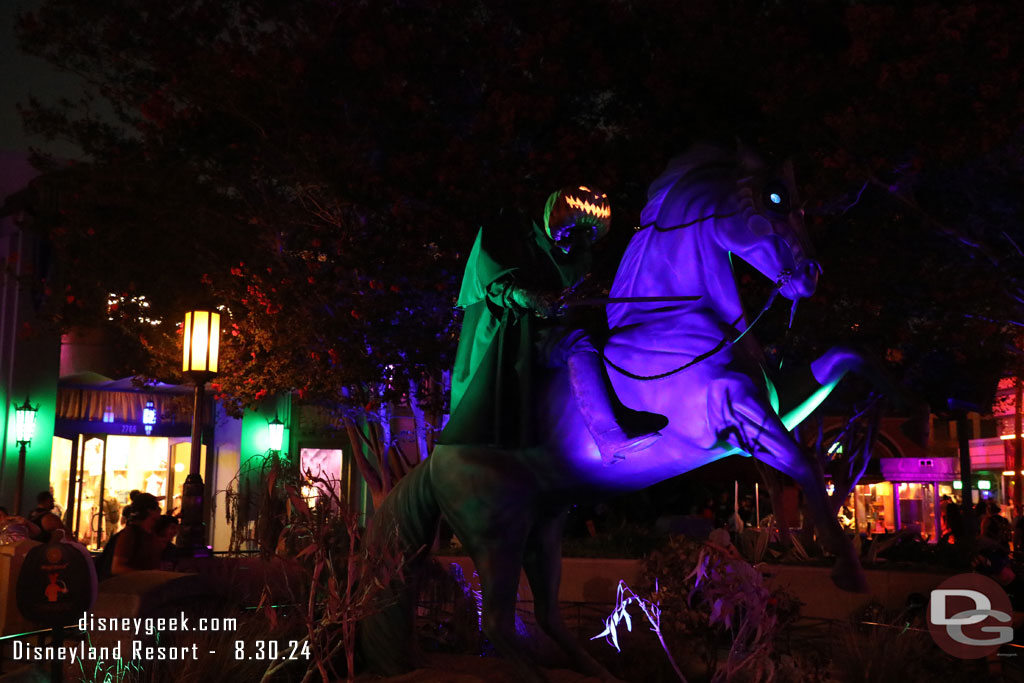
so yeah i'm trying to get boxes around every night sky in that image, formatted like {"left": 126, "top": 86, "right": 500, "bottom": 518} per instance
{"left": 3, "top": 1, "right": 1021, "bottom": 413}
{"left": 1, "top": 0, "right": 80, "bottom": 157}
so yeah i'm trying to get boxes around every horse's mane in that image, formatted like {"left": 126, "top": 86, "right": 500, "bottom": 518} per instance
{"left": 609, "top": 145, "right": 749, "bottom": 330}
{"left": 639, "top": 144, "right": 745, "bottom": 229}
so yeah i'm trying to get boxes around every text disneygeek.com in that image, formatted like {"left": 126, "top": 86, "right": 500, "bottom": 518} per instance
{"left": 7, "top": 611, "right": 240, "bottom": 664}
{"left": 77, "top": 612, "right": 237, "bottom": 636}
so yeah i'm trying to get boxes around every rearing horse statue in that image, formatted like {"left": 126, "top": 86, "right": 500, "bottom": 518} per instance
{"left": 362, "top": 145, "right": 890, "bottom": 682}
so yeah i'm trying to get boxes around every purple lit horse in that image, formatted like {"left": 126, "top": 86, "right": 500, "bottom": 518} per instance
{"left": 362, "top": 145, "right": 894, "bottom": 682}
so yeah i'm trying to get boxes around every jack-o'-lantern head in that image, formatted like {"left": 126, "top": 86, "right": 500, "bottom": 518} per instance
{"left": 543, "top": 185, "right": 611, "bottom": 253}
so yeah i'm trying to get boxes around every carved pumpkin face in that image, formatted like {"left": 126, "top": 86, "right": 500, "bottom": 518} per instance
{"left": 543, "top": 185, "right": 611, "bottom": 253}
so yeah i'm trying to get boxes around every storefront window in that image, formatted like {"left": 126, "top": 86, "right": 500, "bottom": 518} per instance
{"left": 168, "top": 440, "right": 205, "bottom": 518}
{"left": 299, "top": 448, "right": 343, "bottom": 507}
{"left": 896, "top": 482, "right": 936, "bottom": 540}
{"left": 854, "top": 482, "right": 894, "bottom": 535}
{"left": 104, "top": 435, "right": 169, "bottom": 526}
{"left": 50, "top": 436, "right": 75, "bottom": 532}
{"left": 49, "top": 436, "right": 112, "bottom": 550}
{"left": 939, "top": 484, "right": 958, "bottom": 502}
{"left": 50, "top": 433, "right": 198, "bottom": 550}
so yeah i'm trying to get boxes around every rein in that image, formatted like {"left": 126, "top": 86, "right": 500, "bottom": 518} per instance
{"left": 565, "top": 295, "right": 701, "bottom": 307}
{"left": 638, "top": 209, "right": 741, "bottom": 232}
{"left": 601, "top": 285, "right": 783, "bottom": 381}
{"left": 598, "top": 198, "right": 797, "bottom": 380}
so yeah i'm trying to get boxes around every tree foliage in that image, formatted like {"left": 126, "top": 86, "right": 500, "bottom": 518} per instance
{"left": 11, "top": 0, "right": 1024, "bottom": 418}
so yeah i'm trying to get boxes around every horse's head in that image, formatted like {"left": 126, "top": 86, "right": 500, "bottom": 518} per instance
{"left": 724, "top": 146, "right": 820, "bottom": 301}
{"left": 637, "top": 144, "right": 820, "bottom": 303}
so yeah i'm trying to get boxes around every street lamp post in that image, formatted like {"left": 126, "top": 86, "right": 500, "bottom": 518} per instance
{"left": 178, "top": 309, "right": 220, "bottom": 554}
{"left": 12, "top": 396, "right": 38, "bottom": 515}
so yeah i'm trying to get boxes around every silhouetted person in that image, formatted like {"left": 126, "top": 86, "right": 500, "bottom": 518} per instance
{"left": 1014, "top": 508, "right": 1024, "bottom": 553}
{"left": 154, "top": 515, "right": 180, "bottom": 570}
{"left": 942, "top": 501, "right": 963, "bottom": 544}
{"left": 110, "top": 491, "right": 163, "bottom": 576}
{"left": 713, "top": 491, "right": 732, "bottom": 529}
{"left": 981, "top": 502, "right": 1011, "bottom": 550}
{"left": 27, "top": 491, "right": 65, "bottom": 543}
{"left": 737, "top": 497, "right": 754, "bottom": 528}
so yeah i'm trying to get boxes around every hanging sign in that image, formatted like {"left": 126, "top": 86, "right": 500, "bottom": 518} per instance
{"left": 1006, "top": 439, "right": 1020, "bottom": 472}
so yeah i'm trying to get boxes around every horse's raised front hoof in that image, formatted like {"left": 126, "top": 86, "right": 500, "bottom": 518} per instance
{"left": 831, "top": 561, "right": 869, "bottom": 593}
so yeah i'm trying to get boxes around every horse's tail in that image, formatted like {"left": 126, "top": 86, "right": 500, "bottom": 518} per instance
{"left": 359, "top": 456, "right": 441, "bottom": 676}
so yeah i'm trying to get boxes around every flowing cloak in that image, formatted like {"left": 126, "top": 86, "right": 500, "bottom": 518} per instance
{"left": 439, "top": 220, "right": 590, "bottom": 448}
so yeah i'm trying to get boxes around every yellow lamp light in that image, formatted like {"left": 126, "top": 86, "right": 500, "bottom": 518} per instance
{"left": 182, "top": 310, "right": 220, "bottom": 374}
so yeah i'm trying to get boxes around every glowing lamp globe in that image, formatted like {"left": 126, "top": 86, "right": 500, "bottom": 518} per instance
{"left": 182, "top": 310, "right": 220, "bottom": 374}
{"left": 268, "top": 415, "right": 285, "bottom": 453}
{"left": 14, "top": 397, "right": 38, "bottom": 446}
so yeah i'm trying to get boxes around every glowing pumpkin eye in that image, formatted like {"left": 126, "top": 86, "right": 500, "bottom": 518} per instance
{"left": 545, "top": 185, "right": 611, "bottom": 244}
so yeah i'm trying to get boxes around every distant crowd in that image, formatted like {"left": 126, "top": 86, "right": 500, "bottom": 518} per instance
{"left": 0, "top": 489, "right": 180, "bottom": 580}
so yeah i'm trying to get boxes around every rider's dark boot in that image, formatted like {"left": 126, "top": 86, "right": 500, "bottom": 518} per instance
{"left": 568, "top": 351, "right": 662, "bottom": 465}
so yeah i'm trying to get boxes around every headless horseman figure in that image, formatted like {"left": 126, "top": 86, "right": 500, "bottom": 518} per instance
{"left": 439, "top": 186, "right": 662, "bottom": 464}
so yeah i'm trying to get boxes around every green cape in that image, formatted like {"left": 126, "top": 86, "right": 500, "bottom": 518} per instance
{"left": 439, "top": 220, "right": 589, "bottom": 447}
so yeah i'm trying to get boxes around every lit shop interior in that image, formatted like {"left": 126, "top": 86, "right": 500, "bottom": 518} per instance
{"left": 48, "top": 375, "right": 200, "bottom": 551}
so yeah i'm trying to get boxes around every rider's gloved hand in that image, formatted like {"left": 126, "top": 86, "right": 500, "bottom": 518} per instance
{"left": 487, "top": 278, "right": 564, "bottom": 318}
{"left": 507, "top": 286, "right": 562, "bottom": 318}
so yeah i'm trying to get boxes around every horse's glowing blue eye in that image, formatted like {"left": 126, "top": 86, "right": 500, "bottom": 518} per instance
{"left": 769, "top": 193, "right": 782, "bottom": 205}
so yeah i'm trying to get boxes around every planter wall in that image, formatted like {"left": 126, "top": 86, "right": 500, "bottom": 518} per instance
{"left": 435, "top": 555, "right": 951, "bottom": 622}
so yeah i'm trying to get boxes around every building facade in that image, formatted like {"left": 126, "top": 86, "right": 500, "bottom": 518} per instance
{"left": 0, "top": 155, "right": 373, "bottom": 552}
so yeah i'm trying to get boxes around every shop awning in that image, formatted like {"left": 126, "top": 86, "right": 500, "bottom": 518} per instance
{"left": 55, "top": 375, "right": 204, "bottom": 433}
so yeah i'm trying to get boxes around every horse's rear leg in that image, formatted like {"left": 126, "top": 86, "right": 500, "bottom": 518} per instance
{"left": 777, "top": 450, "right": 868, "bottom": 592}
{"left": 522, "top": 510, "right": 621, "bottom": 682}
{"left": 471, "top": 540, "right": 551, "bottom": 683}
